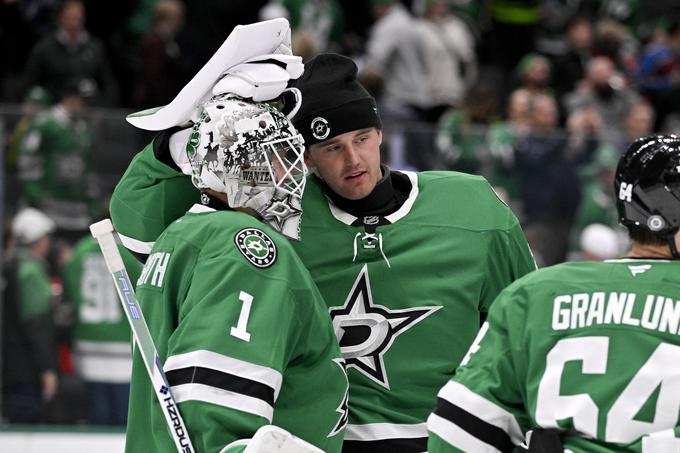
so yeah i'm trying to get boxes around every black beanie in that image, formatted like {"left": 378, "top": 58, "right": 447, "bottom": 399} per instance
{"left": 291, "top": 53, "right": 382, "bottom": 146}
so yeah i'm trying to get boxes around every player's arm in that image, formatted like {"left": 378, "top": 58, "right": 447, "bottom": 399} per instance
{"left": 480, "top": 211, "right": 536, "bottom": 313}
{"left": 109, "top": 130, "right": 197, "bottom": 260}
{"left": 428, "top": 287, "right": 530, "bottom": 452}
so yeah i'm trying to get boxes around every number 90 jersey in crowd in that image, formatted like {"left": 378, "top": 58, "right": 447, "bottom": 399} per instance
{"left": 428, "top": 259, "right": 680, "bottom": 453}
{"left": 293, "top": 171, "right": 535, "bottom": 452}
{"left": 125, "top": 205, "right": 348, "bottom": 453}
{"left": 62, "top": 236, "right": 142, "bottom": 383}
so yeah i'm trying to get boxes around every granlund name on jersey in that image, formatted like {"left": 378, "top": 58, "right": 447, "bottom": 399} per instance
{"left": 429, "top": 259, "right": 680, "bottom": 453}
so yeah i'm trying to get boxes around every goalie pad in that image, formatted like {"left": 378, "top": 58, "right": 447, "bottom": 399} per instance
{"left": 218, "top": 425, "right": 324, "bottom": 453}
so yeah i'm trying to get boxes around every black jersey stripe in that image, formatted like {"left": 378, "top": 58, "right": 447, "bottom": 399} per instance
{"left": 434, "top": 397, "right": 515, "bottom": 453}
{"left": 342, "top": 436, "right": 427, "bottom": 452}
{"left": 166, "top": 366, "right": 275, "bottom": 406}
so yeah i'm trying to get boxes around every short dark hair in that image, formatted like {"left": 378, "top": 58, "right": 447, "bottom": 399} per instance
{"left": 628, "top": 225, "right": 673, "bottom": 247}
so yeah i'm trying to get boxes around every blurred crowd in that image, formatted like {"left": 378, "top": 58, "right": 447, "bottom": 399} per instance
{"left": 2, "top": 0, "right": 680, "bottom": 426}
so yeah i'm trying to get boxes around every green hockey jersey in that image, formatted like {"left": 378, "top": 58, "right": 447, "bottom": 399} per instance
{"left": 125, "top": 205, "right": 348, "bottom": 453}
{"left": 295, "top": 172, "right": 535, "bottom": 451}
{"left": 110, "top": 137, "right": 535, "bottom": 452}
{"left": 428, "top": 259, "right": 680, "bottom": 453}
{"left": 62, "top": 236, "right": 142, "bottom": 383}
{"left": 17, "top": 106, "right": 94, "bottom": 230}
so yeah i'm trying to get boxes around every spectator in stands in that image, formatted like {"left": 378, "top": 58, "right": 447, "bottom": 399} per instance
{"left": 551, "top": 15, "right": 594, "bottom": 100}
{"left": 572, "top": 144, "right": 621, "bottom": 240}
{"left": 62, "top": 233, "right": 142, "bottom": 425}
{"left": 7, "top": 86, "right": 53, "bottom": 170}
{"left": 636, "top": 26, "right": 679, "bottom": 131}
{"left": 282, "top": 0, "right": 345, "bottom": 52}
{"left": 435, "top": 81, "right": 501, "bottom": 174}
{"left": 515, "top": 52, "right": 551, "bottom": 94}
{"left": 1, "top": 208, "right": 59, "bottom": 423}
{"left": 16, "top": 80, "right": 97, "bottom": 238}
{"left": 564, "top": 56, "right": 640, "bottom": 145}
{"left": 414, "top": 0, "right": 477, "bottom": 122}
{"left": 576, "top": 223, "right": 624, "bottom": 261}
{"left": 514, "top": 93, "right": 583, "bottom": 266}
{"left": 22, "top": 0, "right": 119, "bottom": 106}
{"left": 364, "top": 0, "right": 428, "bottom": 120}
{"left": 592, "top": 18, "right": 639, "bottom": 75}
{"left": 485, "top": 88, "right": 535, "bottom": 204}
{"left": 620, "top": 101, "right": 655, "bottom": 150}
{"left": 132, "top": 0, "right": 186, "bottom": 108}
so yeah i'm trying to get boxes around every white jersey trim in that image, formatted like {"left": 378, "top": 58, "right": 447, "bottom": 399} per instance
{"left": 117, "top": 232, "right": 155, "bottom": 254}
{"left": 605, "top": 258, "right": 672, "bottom": 263}
{"left": 428, "top": 413, "right": 502, "bottom": 453}
{"left": 385, "top": 171, "right": 418, "bottom": 223}
{"left": 74, "top": 341, "right": 132, "bottom": 383}
{"left": 327, "top": 171, "right": 419, "bottom": 226}
{"left": 344, "top": 422, "right": 427, "bottom": 441}
{"left": 171, "top": 383, "right": 274, "bottom": 422}
{"left": 75, "top": 340, "right": 131, "bottom": 355}
{"left": 438, "top": 380, "right": 524, "bottom": 444}
{"left": 164, "top": 349, "right": 283, "bottom": 400}
{"left": 188, "top": 204, "right": 216, "bottom": 214}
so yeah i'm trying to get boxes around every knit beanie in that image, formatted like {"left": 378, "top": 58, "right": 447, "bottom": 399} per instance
{"left": 291, "top": 53, "right": 382, "bottom": 146}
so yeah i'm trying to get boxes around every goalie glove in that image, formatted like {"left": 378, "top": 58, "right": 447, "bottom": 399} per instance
{"left": 127, "top": 18, "right": 303, "bottom": 131}
{"left": 213, "top": 54, "right": 303, "bottom": 102}
{"left": 218, "top": 425, "right": 324, "bottom": 453}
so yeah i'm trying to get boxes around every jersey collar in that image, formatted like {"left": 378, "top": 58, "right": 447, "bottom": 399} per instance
{"left": 188, "top": 204, "right": 216, "bottom": 214}
{"left": 327, "top": 171, "right": 419, "bottom": 226}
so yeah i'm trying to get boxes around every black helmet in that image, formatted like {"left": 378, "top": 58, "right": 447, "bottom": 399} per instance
{"left": 615, "top": 134, "right": 680, "bottom": 236}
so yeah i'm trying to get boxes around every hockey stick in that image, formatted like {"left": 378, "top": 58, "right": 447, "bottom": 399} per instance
{"left": 90, "top": 219, "right": 194, "bottom": 453}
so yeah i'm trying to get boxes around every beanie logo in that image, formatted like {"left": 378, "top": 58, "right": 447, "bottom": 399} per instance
{"left": 311, "top": 117, "right": 330, "bottom": 141}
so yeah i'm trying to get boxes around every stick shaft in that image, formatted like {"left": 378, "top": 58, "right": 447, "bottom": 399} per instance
{"left": 90, "top": 219, "right": 195, "bottom": 453}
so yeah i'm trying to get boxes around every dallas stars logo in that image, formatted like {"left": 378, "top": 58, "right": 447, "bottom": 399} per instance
{"left": 261, "top": 194, "right": 302, "bottom": 231}
{"left": 234, "top": 228, "right": 277, "bottom": 268}
{"left": 329, "top": 265, "right": 441, "bottom": 389}
{"left": 311, "top": 117, "right": 330, "bottom": 141}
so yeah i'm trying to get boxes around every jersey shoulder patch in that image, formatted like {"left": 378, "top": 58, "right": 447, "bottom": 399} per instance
{"left": 234, "top": 228, "right": 277, "bottom": 268}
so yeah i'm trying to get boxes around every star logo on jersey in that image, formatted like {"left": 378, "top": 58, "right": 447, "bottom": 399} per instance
{"left": 328, "top": 358, "right": 349, "bottom": 437}
{"left": 329, "top": 265, "right": 441, "bottom": 389}
{"left": 234, "top": 228, "right": 277, "bottom": 268}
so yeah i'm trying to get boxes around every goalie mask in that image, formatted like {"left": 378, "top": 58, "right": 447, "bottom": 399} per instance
{"left": 187, "top": 94, "right": 306, "bottom": 240}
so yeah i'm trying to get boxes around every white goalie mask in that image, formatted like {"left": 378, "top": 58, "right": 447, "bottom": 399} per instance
{"left": 186, "top": 94, "right": 307, "bottom": 239}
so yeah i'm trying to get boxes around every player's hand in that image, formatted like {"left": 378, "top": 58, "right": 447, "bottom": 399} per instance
{"left": 41, "top": 370, "right": 58, "bottom": 402}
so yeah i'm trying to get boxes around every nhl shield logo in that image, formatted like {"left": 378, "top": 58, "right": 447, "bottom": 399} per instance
{"left": 311, "top": 117, "right": 330, "bottom": 141}
{"left": 235, "top": 228, "right": 277, "bottom": 268}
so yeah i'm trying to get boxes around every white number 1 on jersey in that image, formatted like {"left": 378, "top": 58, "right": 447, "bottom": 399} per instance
{"left": 231, "top": 291, "right": 253, "bottom": 342}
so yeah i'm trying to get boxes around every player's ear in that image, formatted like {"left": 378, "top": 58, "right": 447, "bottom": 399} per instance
{"left": 376, "top": 129, "right": 383, "bottom": 146}
{"left": 304, "top": 148, "right": 316, "bottom": 170}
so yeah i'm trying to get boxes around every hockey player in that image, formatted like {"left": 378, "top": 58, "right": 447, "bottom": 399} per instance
{"left": 111, "top": 52, "right": 535, "bottom": 452}
{"left": 427, "top": 134, "right": 680, "bottom": 452}
{"left": 124, "top": 94, "right": 348, "bottom": 452}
